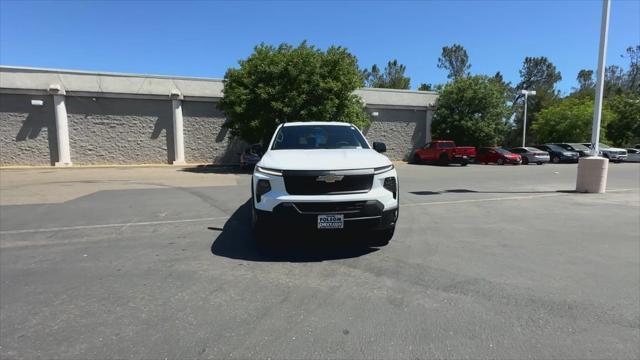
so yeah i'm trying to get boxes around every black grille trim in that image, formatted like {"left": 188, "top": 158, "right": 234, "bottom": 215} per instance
{"left": 292, "top": 201, "right": 368, "bottom": 214}
{"left": 283, "top": 169, "right": 374, "bottom": 195}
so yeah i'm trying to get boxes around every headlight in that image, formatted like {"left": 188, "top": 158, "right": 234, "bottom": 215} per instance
{"left": 374, "top": 164, "right": 394, "bottom": 175}
{"left": 255, "top": 166, "right": 282, "bottom": 176}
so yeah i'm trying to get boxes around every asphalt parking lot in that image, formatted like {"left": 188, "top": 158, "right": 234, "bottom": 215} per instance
{"left": 1, "top": 163, "right": 639, "bottom": 359}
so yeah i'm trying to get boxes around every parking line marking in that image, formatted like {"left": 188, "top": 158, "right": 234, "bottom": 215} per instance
{"left": 402, "top": 193, "right": 564, "bottom": 207}
{"left": 0, "top": 216, "right": 230, "bottom": 235}
{"left": 402, "top": 189, "right": 634, "bottom": 208}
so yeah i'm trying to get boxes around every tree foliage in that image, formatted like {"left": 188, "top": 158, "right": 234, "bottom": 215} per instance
{"left": 362, "top": 60, "right": 411, "bottom": 89}
{"left": 418, "top": 83, "right": 433, "bottom": 91}
{"left": 532, "top": 97, "right": 614, "bottom": 143}
{"left": 431, "top": 75, "right": 510, "bottom": 147}
{"left": 623, "top": 45, "right": 640, "bottom": 93}
{"left": 510, "top": 56, "right": 562, "bottom": 144}
{"left": 604, "top": 65, "right": 626, "bottom": 97}
{"left": 218, "top": 42, "right": 369, "bottom": 144}
{"left": 516, "top": 56, "right": 562, "bottom": 94}
{"left": 576, "top": 69, "right": 594, "bottom": 91}
{"left": 437, "top": 44, "right": 471, "bottom": 80}
{"left": 606, "top": 94, "right": 640, "bottom": 146}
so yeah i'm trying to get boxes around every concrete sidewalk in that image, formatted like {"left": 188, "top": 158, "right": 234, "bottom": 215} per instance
{"left": 0, "top": 166, "right": 239, "bottom": 205}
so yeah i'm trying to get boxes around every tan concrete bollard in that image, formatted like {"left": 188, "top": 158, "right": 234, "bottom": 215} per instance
{"left": 576, "top": 157, "right": 609, "bottom": 193}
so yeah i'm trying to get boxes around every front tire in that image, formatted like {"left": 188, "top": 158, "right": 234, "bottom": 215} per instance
{"left": 537, "top": 161, "right": 543, "bottom": 165}
{"left": 497, "top": 158, "right": 505, "bottom": 165}
{"left": 552, "top": 156, "right": 560, "bottom": 164}
{"left": 522, "top": 157, "right": 529, "bottom": 165}
{"left": 370, "top": 226, "right": 395, "bottom": 246}
{"left": 251, "top": 203, "right": 272, "bottom": 249}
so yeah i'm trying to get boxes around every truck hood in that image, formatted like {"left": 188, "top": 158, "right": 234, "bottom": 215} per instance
{"left": 258, "top": 149, "right": 392, "bottom": 171}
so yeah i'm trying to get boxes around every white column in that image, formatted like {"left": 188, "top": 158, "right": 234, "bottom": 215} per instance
{"left": 49, "top": 85, "right": 72, "bottom": 166}
{"left": 425, "top": 109, "right": 433, "bottom": 144}
{"left": 171, "top": 91, "right": 186, "bottom": 165}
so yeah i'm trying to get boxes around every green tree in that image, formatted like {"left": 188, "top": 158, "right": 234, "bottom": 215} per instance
{"left": 437, "top": 44, "right": 471, "bottom": 80}
{"left": 512, "top": 56, "right": 562, "bottom": 144}
{"left": 532, "top": 97, "right": 614, "bottom": 143}
{"left": 418, "top": 83, "right": 433, "bottom": 91}
{"left": 604, "top": 65, "right": 626, "bottom": 97}
{"left": 622, "top": 45, "right": 640, "bottom": 93}
{"left": 431, "top": 75, "right": 510, "bottom": 147}
{"left": 516, "top": 56, "right": 562, "bottom": 94}
{"left": 606, "top": 94, "right": 640, "bottom": 146}
{"left": 362, "top": 60, "right": 411, "bottom": 89}
{"left": 576, "top": 69, "right": 594, "bottom": 91}
{"left": 218, "top": 42, "right": 369, "bottom": 144}
{"left": 570, "top": 69, "right": 595, "bottom": 99}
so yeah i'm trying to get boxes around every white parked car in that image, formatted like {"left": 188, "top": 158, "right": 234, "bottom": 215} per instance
{"left": 582, "top": 143, "right": 628, "bottom": 163}
{"left": 251, "top": 122, "right": 399, "bottom": 247}
{"left": 625, "top": 148, "right": 640, "bottom": 162}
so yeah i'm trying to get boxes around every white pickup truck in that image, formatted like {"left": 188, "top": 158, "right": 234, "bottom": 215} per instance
{"left": 251, "top": 122, "right": 399, "bottom": 246}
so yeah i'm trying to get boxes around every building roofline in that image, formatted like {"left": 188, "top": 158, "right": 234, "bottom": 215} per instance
{"left": 355, "top": 87, "right": 437, "bottom": 95}
{"left": 0, "top": 65, "right": 224, "bottom": 83}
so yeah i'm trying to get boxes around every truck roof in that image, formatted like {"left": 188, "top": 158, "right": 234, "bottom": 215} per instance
{"left": 282, "top": 121, "right": 352, "bottom": 127}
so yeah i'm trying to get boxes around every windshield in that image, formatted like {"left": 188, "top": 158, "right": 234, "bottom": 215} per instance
{"left": 495, "top": 148, "right": 511, "bottom": 154}
{"left": 599, "top": 143, "right": 610, "bottom": 149}
{"left": 271, "top": 125, "right": 370, "bottom": 150}
{"left": 546, "top": 144, "right": 565, "bottom": 152}
{"left": 568, "top": 144, "right": 590, "bottom": 151}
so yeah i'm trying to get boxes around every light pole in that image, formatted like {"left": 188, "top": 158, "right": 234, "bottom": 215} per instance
{"left": 589, "top": 0, "right": 610, "bottom": 156}
{"left": 576, "top": 0, "right": 610, "bottom": 193}
{"left": 520, "top": 89, "right": 536, "bottom": 147}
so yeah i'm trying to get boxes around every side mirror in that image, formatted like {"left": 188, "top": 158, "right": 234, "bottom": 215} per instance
{"left": 373, "top": 142, "right": 387, "bottom": 153}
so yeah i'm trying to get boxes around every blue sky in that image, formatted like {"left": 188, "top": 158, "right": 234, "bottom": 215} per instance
{"left": 1, "top": 0, "right": 638, "bottom": 94}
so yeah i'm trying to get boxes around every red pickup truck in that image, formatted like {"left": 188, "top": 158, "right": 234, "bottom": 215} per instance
{"left": 412, "top": 140, "right": 476, "bottom": 166}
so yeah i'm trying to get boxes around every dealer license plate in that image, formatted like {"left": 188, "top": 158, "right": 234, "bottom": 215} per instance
{"left": 317, "top": 214, "right": 344, "bottom": 229}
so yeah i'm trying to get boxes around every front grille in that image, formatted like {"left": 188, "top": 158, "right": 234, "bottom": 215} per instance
{"left": 283, "top": 170, "right": 373, "bottom": 195}
{"left": 293, "top": 201, "right": 367, "bottom": 214}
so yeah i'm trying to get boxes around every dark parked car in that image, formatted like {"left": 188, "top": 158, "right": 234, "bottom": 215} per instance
{"left": 534, "top": 144, "right": 579, "bottom": 163}
{"left": 240, "top": 144, "right": 264, "bottom": 169}
{"left": 509, "top": 147, "right": 550, "bottom": 165}
{"left": 553, "top": 143, "right": 592, "bottom": 157}
{"left": 476, "top": 147, "right": 522, "bottom": 165}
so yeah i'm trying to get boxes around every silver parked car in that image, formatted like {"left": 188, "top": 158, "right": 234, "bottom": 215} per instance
{"left": 509, "top": 147, "right": 550, "bottom": 165}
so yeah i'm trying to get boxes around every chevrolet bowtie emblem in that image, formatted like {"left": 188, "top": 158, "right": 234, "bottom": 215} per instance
{"left": 316, "top": 174, "right": 344, "bottom": 183}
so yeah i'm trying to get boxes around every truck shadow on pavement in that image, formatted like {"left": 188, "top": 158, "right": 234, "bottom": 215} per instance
{"left": 210, "top": 200, "right": 380, "bottom": 262}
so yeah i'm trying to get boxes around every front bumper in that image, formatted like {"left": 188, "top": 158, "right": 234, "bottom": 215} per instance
{"left": 559, "top": 155, "right": 579, "bottom": 162}
{"left": 253, "top": 168, "right": 399, "bottom": 212}
{"left": 252, "top": 167, "right": 399, "bottom": 230}
{"left": 606, "top": 154, "right": 627, "bottom": 161}
{"left": 255, "top": 201, "right": 398, "bottom": 231}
